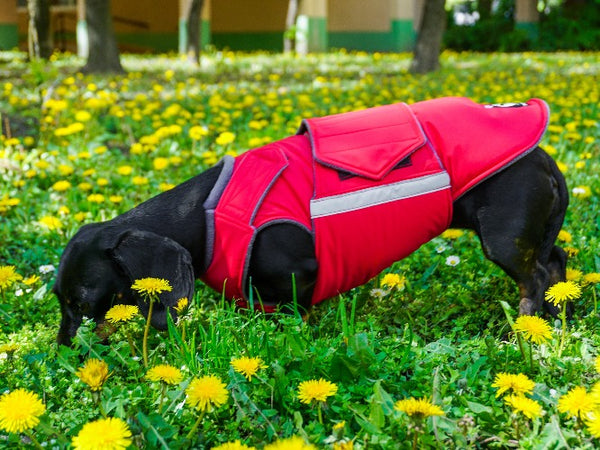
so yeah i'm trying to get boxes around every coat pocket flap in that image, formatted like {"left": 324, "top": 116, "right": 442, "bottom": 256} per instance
{"left": 297, "top": 103, "right": 426, "bottom": 180}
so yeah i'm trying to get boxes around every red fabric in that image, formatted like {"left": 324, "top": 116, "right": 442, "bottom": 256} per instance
{"left": 201, "top": 97, "right": 549, "bottom": 307}
{"left": 201, "top": 136, "right": 313, "bottom": 303}
{"left": 410, "top": 97, "right": 549, "bottom": 198}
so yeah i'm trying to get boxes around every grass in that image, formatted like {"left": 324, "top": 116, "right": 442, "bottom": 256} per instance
{"left": 0, "top": 49, "right": 599, "bottom": 448}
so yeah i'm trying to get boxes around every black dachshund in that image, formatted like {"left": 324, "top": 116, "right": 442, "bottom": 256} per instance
{"left": 54, "top": 98, "right": 568, "bottom": 346}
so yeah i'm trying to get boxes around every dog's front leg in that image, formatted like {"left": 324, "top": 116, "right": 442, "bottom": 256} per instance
{"left": 247, "top": 223, "right": 317, "bottom": 312}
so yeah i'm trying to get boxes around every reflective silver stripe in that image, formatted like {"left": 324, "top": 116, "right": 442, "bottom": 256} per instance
{"left": 310, "top": 171, "right": 451, "bottom": 218}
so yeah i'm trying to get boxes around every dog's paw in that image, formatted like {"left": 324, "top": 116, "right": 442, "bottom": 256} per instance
{"left": 519, "top": 297, "right": 538, "bottom": 316}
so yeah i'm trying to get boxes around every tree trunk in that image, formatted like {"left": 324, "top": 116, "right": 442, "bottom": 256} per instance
{"left": 283, "top": 0, "right": 300, "bottom": 53}
{"left": 184, "top": 0, "right": 204, "bottom": 64}
{"left": 27, "top": 0, "right": 52, "bottom": 59}
{"left": 81, "top": 0, "right": 124, "bottom": 74}
{"left": 409, "top": 0, "right": 446, "bottom": 74}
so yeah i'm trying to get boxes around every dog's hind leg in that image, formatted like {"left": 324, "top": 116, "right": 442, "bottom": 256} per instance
{"left": 451, "top": 147, "right": 568, "bottom": 317}
{"left": 474, "top": 208, "right": 552, "bottom": 317}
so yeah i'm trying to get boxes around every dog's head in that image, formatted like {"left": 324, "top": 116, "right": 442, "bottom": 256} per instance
{"left": 54, "top": 224, "right": 194, "bottom": 346}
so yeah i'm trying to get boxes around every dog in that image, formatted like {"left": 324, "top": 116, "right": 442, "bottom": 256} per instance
{"left": 54, "top": 97, "right": 569, "bottom": 346}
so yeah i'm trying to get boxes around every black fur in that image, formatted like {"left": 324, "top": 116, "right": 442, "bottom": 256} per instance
{"left": 54, "top": 146, "right": 568, "bottom": 346}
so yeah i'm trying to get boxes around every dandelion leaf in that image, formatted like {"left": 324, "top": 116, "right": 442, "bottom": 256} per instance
{"left": 369, "top": 381, "right": 395, "bottom": 428}
{"left": 137, "top": 412, "right": 177, "bottom": 449}
{"left": 537, "top": 415, "right": 576, "bottom": 449}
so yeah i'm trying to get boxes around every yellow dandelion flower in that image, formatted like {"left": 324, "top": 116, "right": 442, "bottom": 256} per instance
{"left": 75, "top": 110, "right": 92, "bottom": 122}
{"left": 572, "top": 185, "right": 592, "bottom": 199}
{"left": 153, "top": 157, "right": 169, "bottom": 171}
{"left": 87, "top": 193, "right": 105, "bottom": 204}
{"left": 545, "top": 281, "right": 582, "bottom": 306}
{"left": 35, "top": 160, "right": 50, "bottom": 170}
{"left": 22, "top": 276, "right": 39, "bottom": 287}
{"left": 132, "top": 176, "right": 149, "bottom": 186}
{"left": 586, "top": 413, "right": 600, "bottom": 439}
{"left": 189, "top": 126, "right": 209, "bottom": 141}
{"left": 492, "top": 373, "right": 535, "bottom": 397}
{"left": 333, "top": 441, "right": 354, "bottom": 450}
{"left": 74, "top": 212, "right": 88, "bottom": 222}
{"left": 441, "top": 229, "right": 464, "bottom": 239}
{"left": 297, "top": 379, "right": 338, "bottom": 404}
{"left": 513, "top": 315, "right": 553, "bottom": 344}
{"left": 202, "top": 150, "right": 218, "bottom": 165}
{"left": 146, "top": 364, "right": 183, "bottom": 385}
{"left": 332, "top": 421, "right": 346, "bottom": 433}
{"left": 380, "top": 273, "right": 406, "bottom": 290}
{"left": 558, "top": 230, "right": 572, "bottom": 243}
{"left": 557, "top": 386, "right": 599, "bottom": 419}
{"left": 117, "top": 165, "right": 133, "bottom": 176}
{"left": 159, "top": 182, "right": 175, "bottom": 192}
{"left": 563, "top": 246, "right": 578, "bottom": 257}
{"left": 212, "top": 440, "right": 256, "bottom": 450}
{"left": 0, "top": 343, "right": 19, "bottom": 354}
{"left": 39, "top": 215, "right": 63, "bottom": 231}
{"left": 231, "top": 356, "right": 267, "bottom": 381}
{"left": 71, "top": 417, "right": 132, "bottom": 450}
{"left": 76, "top": 359, "right": 110, "bottom": 391}
{"left": 0, "top": 266, "right": 22, "bottom": 290}
{"left": 0, "top": 389, "right": 46, "bottom": 433}
{"left": 52, "top": 180, "right": 72, "bottom": 192}
{"left": 264, "top": 436, "right": 316, "bottom": 450}
{"left": 215, "top": 131, "right": 235, "bottom": 146}
{"left": 175, "top": 297, "right": 189, "bottom": 314}
{"left": 0, "top": 195, "right": 20, "bottom": 212}
{"left": 592, "top": 382, "right": 600, "bottom": 401}
{"left": 57, "top": 165, "right": 74, "bottom": 177}
{"left": 185, "top": 375, "right": 229, "bottom": 412}
{"left": 566, "top": 268, "right": 583, "bottom": 281}
{"left": 105, "top": 304, "right": 139, "bottom": 324}
{"left": 131, "top": 278, "right": 172, "bottom": 297}
{"left": 394, "top": 397, "right": 444, "bottom": 418}
{"left": 584, "top": 273, "right": 600, "bottom": 285}
{"left": 504, "top": 394, "right": 542, "bottom": 419}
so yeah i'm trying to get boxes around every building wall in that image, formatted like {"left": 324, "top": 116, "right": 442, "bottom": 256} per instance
{"left": 7, "top": 0, "right": 419, "bottom": 54}
{"left": 329, "top": 0, "right": 415, "bottom": 52}
{"left": 0, "top": 0, "right": 19, "bottom": 50}
{"left": 211, "top": 0, "right": 288, "bottom": 51}
{"left": 16, "top": 0, "right": 180, "bottom": 53}
{"left": 111, "top": 1, "right": 179, "bottom": 52}
{"left": 329, "top": 0, "right": 390, "bottom": 31}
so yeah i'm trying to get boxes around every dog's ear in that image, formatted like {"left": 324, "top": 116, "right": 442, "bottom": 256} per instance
{"left": 109, "top": 229, "right": 194, "bottom": 330}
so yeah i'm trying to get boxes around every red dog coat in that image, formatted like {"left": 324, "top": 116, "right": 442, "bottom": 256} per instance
{"left": 201, "top": 97, "right": 549, "bottom": 308}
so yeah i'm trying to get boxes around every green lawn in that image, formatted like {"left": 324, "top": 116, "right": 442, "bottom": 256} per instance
{"left": 0, "top": 50, "right": 599, "bottom": 449}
